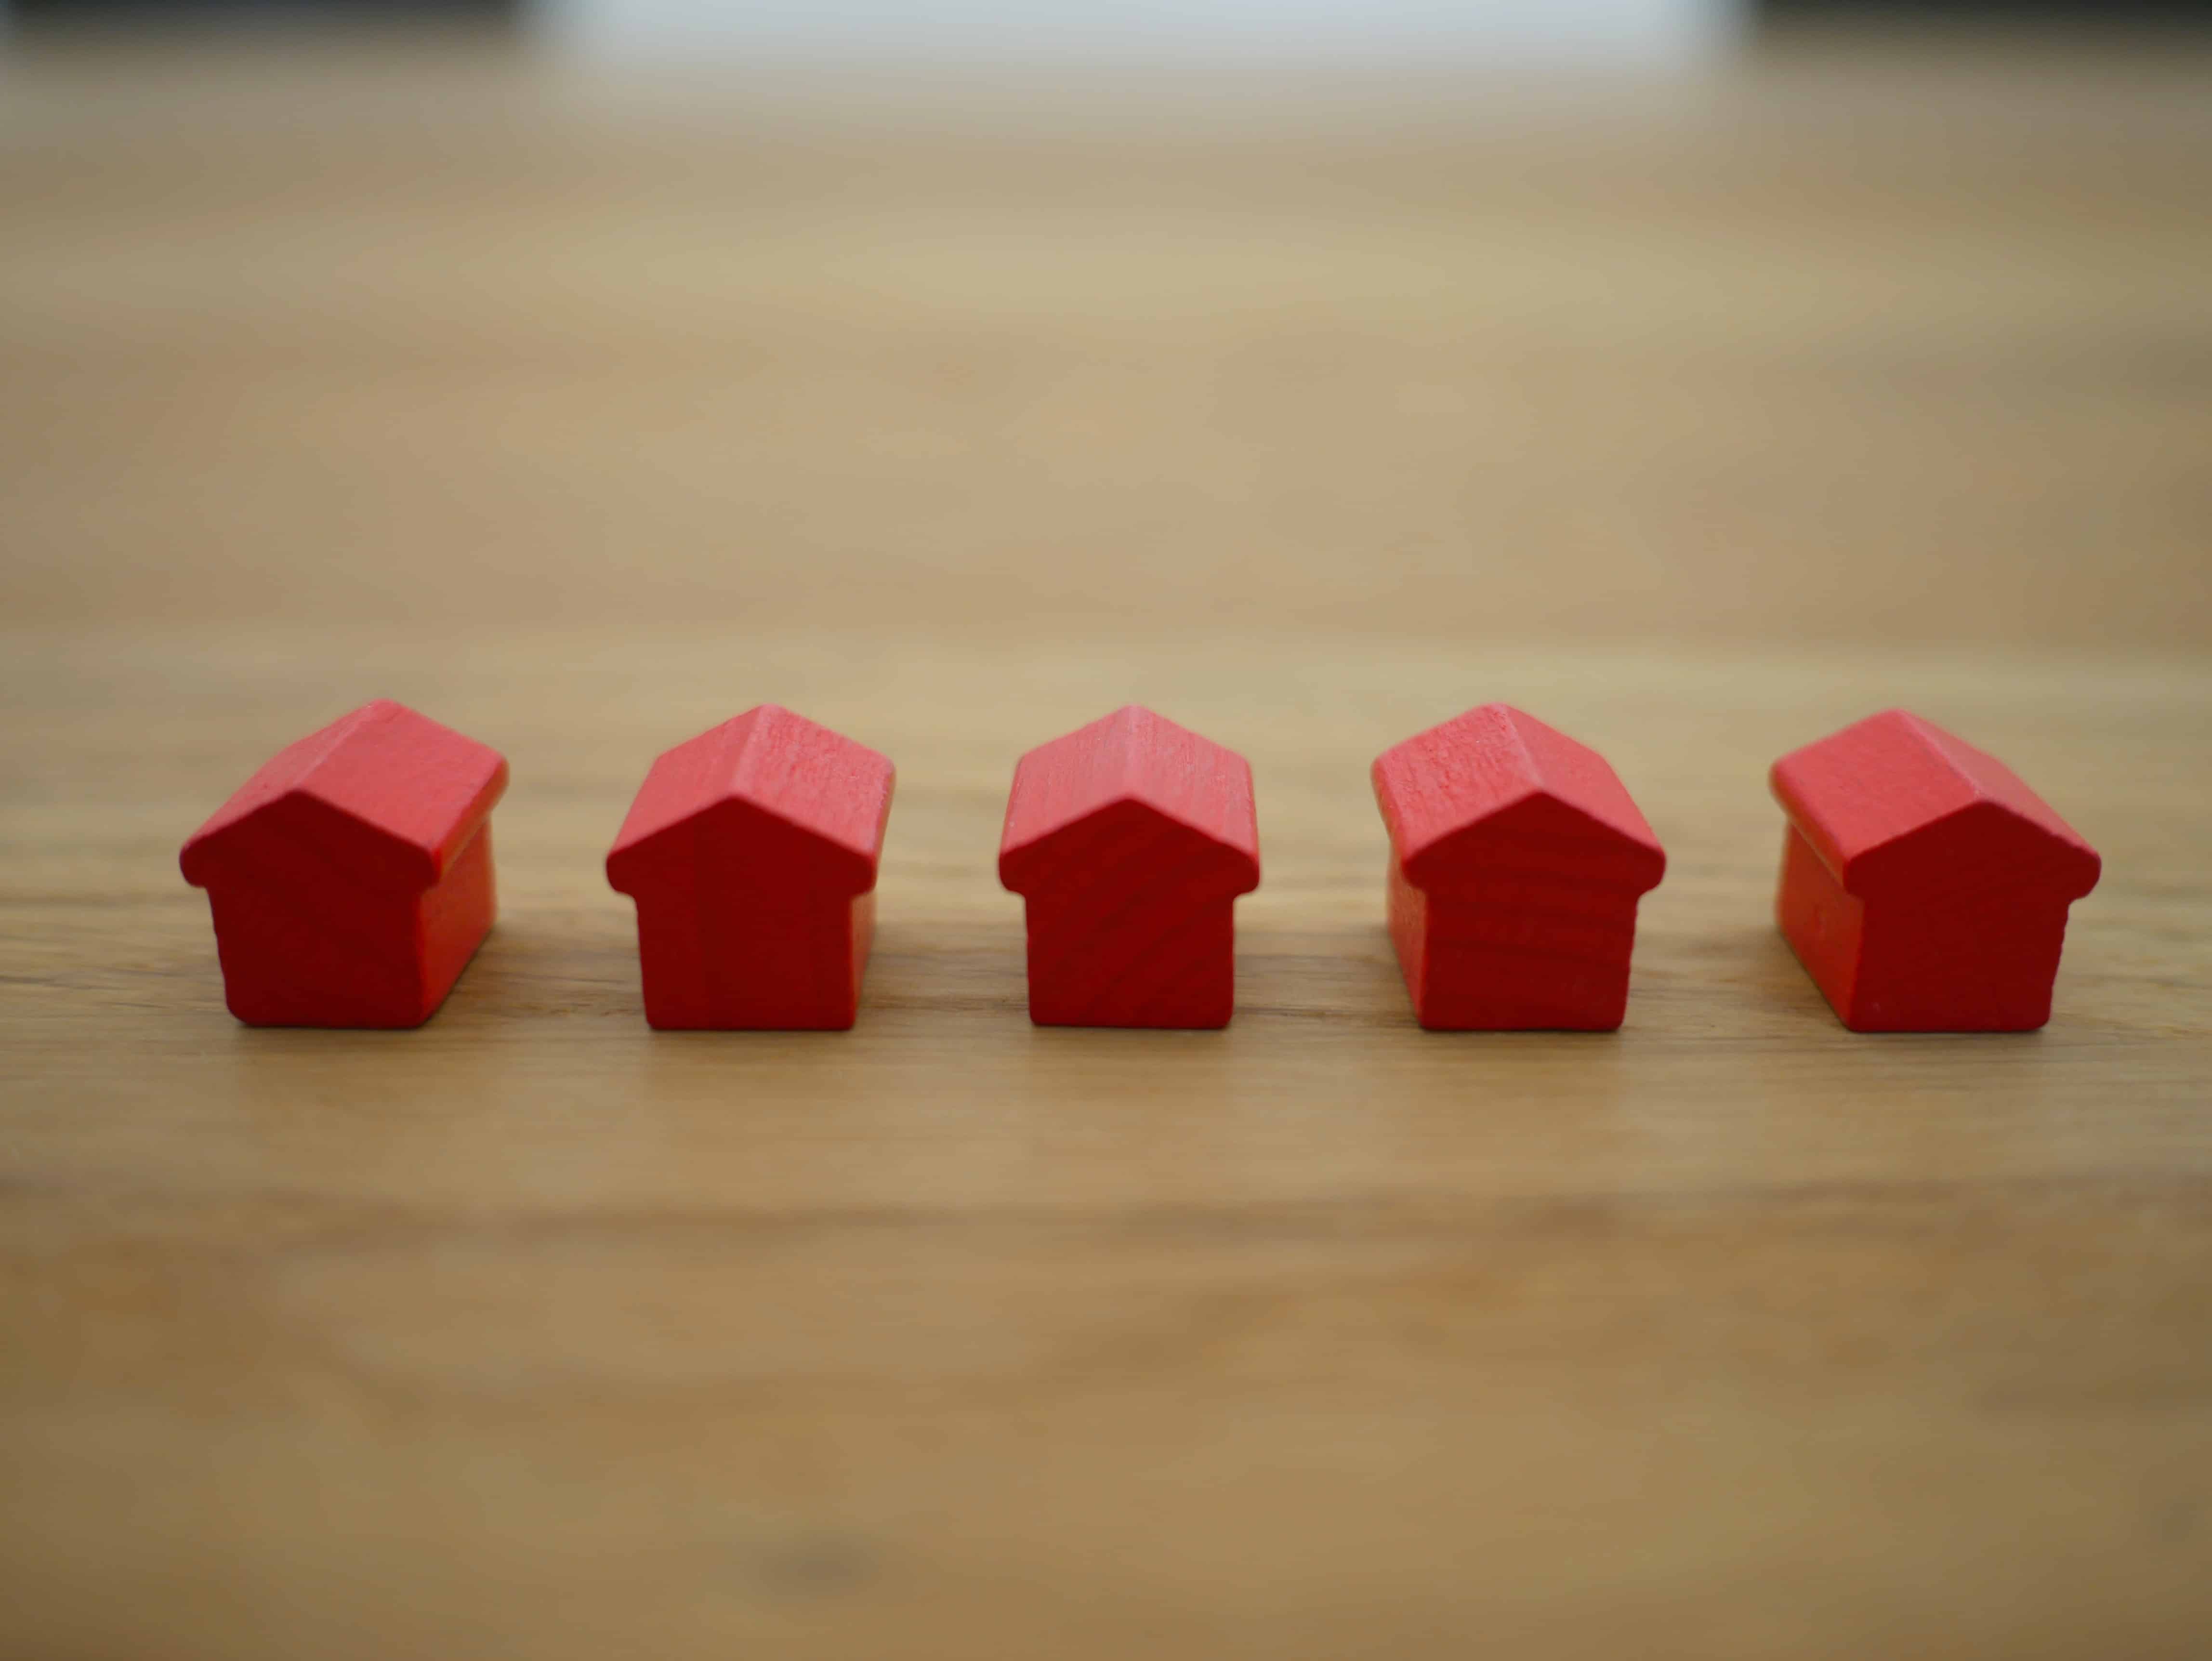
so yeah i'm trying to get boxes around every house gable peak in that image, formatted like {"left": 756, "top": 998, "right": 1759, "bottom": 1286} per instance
{"left": 999, "top": 705, "right": 1259, "bottom": 896}
{"left": 1770, "top": 710, "right": 2099, "bottom": 901}
{"left": 179, "top": 699, "right": 506, "bottom": 892}
{"left": 1374, "top": 703, "right": 1662, "bottom": 894}
{"left": 605, "top": 705, "right": 893, "bottom": 895}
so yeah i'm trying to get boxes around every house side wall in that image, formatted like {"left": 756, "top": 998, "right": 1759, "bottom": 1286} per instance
{"left": 417, "top": 824, "right": 499, "bottom": 1017}
{"left": 1776, "top": 824, "right": 1865, "bottom": 1026}
{"left": 1386, "top": 854, "right": 1429, "bottom": 1020}
{"left": 849, "top": 890, "right": 877, "bottom": 1008}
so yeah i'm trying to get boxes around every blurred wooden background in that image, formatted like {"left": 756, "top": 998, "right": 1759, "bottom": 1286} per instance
{"left": 2, "top": 31, "right": 2209, "bottom": 1661}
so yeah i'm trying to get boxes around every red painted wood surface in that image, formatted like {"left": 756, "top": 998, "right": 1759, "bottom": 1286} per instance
{"left": 179, "top": 699, "right": 508, "bottom": 1027}
{"left": 1770, "top": 709, "right": 2101, "bottom": 1031}
{"left": 1371, "top": 704, "right": 1665, "bottom": 1030}
{"left": 998, "top": 706, "right": 1260, "bottom": 1028}
{"left": 606, "top": 705, "right": 894, "bottom": 1030}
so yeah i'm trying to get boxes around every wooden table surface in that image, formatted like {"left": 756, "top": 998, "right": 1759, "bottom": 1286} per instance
{"left": 4, "top": 34, "right": 2210, "bottom": 1660}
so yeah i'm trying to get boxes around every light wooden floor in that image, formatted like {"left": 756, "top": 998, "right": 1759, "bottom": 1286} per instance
{"left": 3, "top": 34, "right": 2210, "bottom": 1661}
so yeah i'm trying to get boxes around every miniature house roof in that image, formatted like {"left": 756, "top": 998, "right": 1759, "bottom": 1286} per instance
{"left": 605, "top": 705, "right": 893, "bottom": 896}
{"left": 180, "top": 699, "right": 507, "bottom": 894}
{"left": 1770, "top": 709, "right": 2100, "bottom": 902}
{"left": 999, "top": 705, "right": 1259, "bottom": 898}
{"left": 1371, "top": 704, "right": 1664, "bottom": 895}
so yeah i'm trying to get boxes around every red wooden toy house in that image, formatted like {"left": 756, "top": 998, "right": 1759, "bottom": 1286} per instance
{"left": 179, "top": 699, "right": 508, "bottom": 1028}
{"left": 998, "top": 705, "right": 1260, "bottom": 1028}
{"left": 1371, "top": 704, "right": 1665, "bottom": 1030}
{"left": 1770, "top": 709, "right": 2101, "bottom": 1031}
{"left": 606, "top": 705, "right": 894, "bottom": 1030}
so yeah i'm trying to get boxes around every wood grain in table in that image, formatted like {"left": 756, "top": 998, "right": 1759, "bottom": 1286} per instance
{"left": 2, "top": 37, "right": 2209, "bottom": 1661}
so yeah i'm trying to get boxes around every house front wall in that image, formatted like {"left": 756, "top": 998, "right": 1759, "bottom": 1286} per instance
{"left": 1023, "top": 891, "right": 1238, "bottom": 1029}
{"left": 1391, "top": 857, "right": 1646, "bottom": 1031}
{"left": 628, "top": 859, "right": 867, "bottom": 1030}
{"left": 204, "top": 880, "right": 425, "bottom": 1028}
{"left": 1849, "top": 894, "right": 2074, "bottom": 1033}
{"left": 202, "top": 821, "right": 496, "bottom": 1028}
{"left": 1779, "top": 819, "right": 2077, "bottom": 1032}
